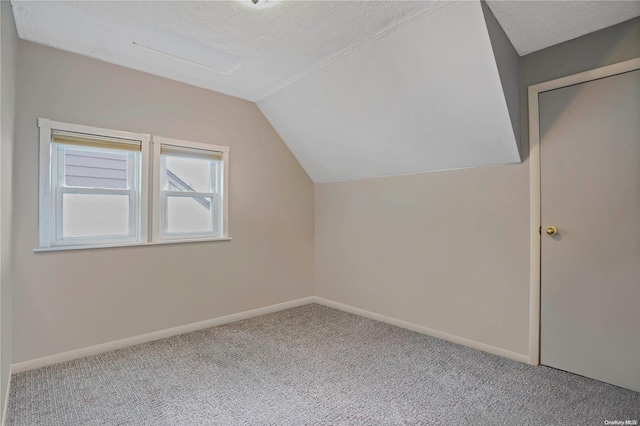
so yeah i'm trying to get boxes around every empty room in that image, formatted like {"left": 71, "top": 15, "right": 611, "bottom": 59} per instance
{"left": 0, "top": 0, "right": 639, "bottom": 424}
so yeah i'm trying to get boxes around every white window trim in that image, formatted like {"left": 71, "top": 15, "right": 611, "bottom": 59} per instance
{"left": 33, "top": 237, "right": 232, "bottom": 253}
{"left": 37, "top": 118, "right": 150, "bottom": 248}
{"left": 152, "top": 135, "right": 230, "bottom": 242}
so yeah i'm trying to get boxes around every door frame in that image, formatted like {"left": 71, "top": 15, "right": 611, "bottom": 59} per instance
{"left": 527, "top": 57, "right": 640, "bottom": 365}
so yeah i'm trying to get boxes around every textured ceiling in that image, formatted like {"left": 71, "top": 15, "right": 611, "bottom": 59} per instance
{"left": 12, "top": 1, "right": 640, "bottom": 103}
{"left": 486, "top": 0, "right": 640, "bottom": 56}
{"left": 11, "top": 0, "right": 450, "bottom": 102}
{"left": 12, "top": 0, "right": 640, "bottom": 101}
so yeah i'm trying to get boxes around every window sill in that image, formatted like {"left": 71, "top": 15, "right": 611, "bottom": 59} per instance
{"left": 33, "top": 237, "right": 232, "bottom": 253}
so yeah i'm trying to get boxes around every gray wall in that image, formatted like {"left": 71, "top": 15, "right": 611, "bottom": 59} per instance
{"left": 482, "top": 1, "right": 521, "bottom": 155}
{"left": 1, "top": 0, "right": 18, "bottom": 412}
{"left": 315, "top": 17, "right": 640, "bottom": 358}
{"left": 520, "top": 16, "right": 640, "bottom": 155}
{"left": 13, "top": 41, "right": 315, "bottom": 363}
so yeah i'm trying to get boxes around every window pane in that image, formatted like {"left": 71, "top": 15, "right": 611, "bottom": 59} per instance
{"left": 164, "top": 156, "right": 213, "bottom": 193}
{"left": 166, "top": 196, "right": 214, "bottom": 234}
{"left": 62, "top": 193, "right": 130, "bottom": 238}
{"left": 63, "top": 146, "right": 132, "bottom": 189}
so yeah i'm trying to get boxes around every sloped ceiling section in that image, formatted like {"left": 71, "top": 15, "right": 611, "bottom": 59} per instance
{"left": 11, "top": 0, "right": 451, "bottom": 102}
{"left": 258, "top": 1, "right": 520, "bottom": 183}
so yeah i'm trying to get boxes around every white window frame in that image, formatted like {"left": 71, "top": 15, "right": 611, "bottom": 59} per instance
{"left": 152, "top": 136, "right": 229, "bottom": 242}
{"left": 38, "top": 118, "right": 150, "bottom": 248}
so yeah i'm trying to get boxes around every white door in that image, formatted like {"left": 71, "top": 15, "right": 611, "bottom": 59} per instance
{"left": 539, "top": 69, "right": 640, "bottom": 392}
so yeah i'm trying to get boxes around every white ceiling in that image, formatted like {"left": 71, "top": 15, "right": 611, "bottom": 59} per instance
{"left": 12, "top": 1, "right": 639, "bottom": 102}
{"left": 258, "top": 0, "right": 521, "bottom": 182}
{"left": 11, "top": 0, "right": 451, "bottom": 102}
{"left": 487, "top": 0, "right": 640, "bottom": 56}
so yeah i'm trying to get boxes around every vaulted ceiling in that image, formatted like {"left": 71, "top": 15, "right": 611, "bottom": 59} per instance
{"left": 258, "top": 0, "right": 521, "bottom": 182}
{"left": 11, "top": 0, "right": 640, "bottom": 182}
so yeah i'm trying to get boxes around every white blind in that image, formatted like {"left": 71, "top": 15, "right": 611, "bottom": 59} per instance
{"left": 52, "top": 130, "right": 141, "bottom": 152}
{"left": 160, "top": 144, "right": 223, "bottom": 161}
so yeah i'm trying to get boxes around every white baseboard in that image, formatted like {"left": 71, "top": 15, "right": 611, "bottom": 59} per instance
{"left": 11, "top": 297, "right": 315, "bottom": 374}
{"left": 313, "top": 297, "right": 529, "bottom": 364}
{"left": 10, "top": 295, "right": 528, "bottom": 375}
{"left": 2, "top": 366, "right": 11, "bottom": 426}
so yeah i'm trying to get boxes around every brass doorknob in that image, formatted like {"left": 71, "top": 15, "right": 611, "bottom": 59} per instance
{"left": 546, "top": 226, "right": 559, "bottom": 236}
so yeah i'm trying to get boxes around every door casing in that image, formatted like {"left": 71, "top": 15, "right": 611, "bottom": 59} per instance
{"left": 527, "top": 57, "right": 640, "bottom": 366}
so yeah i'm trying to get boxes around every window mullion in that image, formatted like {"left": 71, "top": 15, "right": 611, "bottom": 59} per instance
{"left": 58, "top": 187, "right": 133, "bottom": 196}
{"left": 162, "top": 190, "right": 168, "bottom": 236}
{"left": 50, "top": 145, "right": 61, "bottom": 244}
{"left": 210, "top": 161, "right": 217, "bottom": 194}
{"left": 212, "top": 193, "right": 218, "bottom": 237}
{"left": 162, "top": 190, "right": 216, "bottom": 198}
{"left": 55, "top": 187, "right": 63, "bottom": 243}
{"left": 127, "top": 151, "right": 138, "bottom": 239}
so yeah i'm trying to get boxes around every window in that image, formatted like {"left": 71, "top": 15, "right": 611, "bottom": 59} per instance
{"left": 153, "top": 136, "right": 228, "bottom": 241}
{"left": 37, "top": 119, "right": 229, "bottom": 250}
{"left": 38, "top": 119, "right": 149, "bottom": 247}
